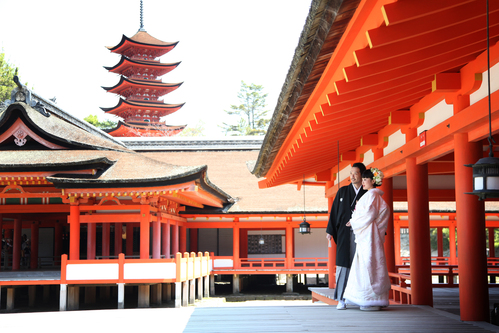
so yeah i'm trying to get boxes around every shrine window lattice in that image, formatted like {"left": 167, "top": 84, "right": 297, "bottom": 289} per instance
{"left": 248, "top": 235, "right": 283, "bottom": 254}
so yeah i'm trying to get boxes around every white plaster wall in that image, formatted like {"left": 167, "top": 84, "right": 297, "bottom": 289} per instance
{"left": 294, "top": 227, "right": 328, "bottom": 258}
{"left": 66, "top": 263, "right": 119, "bottom": 280}
{"left": 384, "top": 129, "right": 405, "bottom": 155}
{"left": 335, "top": 165, "right": 352, "bottom": 185}
{"left": 124, "top": 262, "right": 176, "bottom": 280}
{"left": 417, "top": 99, "right": 454, "bottom": 134}
{"left": 363, "top": 149, "right": 374, "bottom": 166}
{"left": 470, "top": 61, "right": 499, "bottom": 105}
{"left": 213, "top": 259, "right": 233, "bottom": 268}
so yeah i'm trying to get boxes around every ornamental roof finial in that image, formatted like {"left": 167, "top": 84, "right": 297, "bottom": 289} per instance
{"left": 139, "top": 0, "right": 145, "bottom": 32}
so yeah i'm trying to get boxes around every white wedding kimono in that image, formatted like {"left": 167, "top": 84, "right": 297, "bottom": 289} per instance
{"left": 343, "top": 188, "right": 391, "bottom": 307}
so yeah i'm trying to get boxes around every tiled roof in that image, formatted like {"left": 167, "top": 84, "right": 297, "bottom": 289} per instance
{"left": 142, "top": 150, "right": 329, "bottom": 213}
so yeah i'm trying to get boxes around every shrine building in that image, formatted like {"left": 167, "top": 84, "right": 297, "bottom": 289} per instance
{"left": 252, "top": 0, "right": 499, "bottom": 322}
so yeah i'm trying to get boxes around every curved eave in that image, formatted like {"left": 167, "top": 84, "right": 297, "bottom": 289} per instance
{"left": 107, "top": 34, "right": 178, "bottom": 56}
{"left": 0, "top": 157, "right": 114, "bottom": 173}
{"left": 104, "top": 56, "right": 180, "bottom": 75}
{"left": 100, "top": 99, "right": 185, "bottom": 113}
{"left": 252, "top": 0, "right": 358, "bottom": 179}
{"left": 47, "top": 165, "right": 234, "bottom": 208}
{"left": 0, "top": 103, "right": 130, "bottom": 152}
{"left": 105, "top": 122, "right": 186, "bottom": 137}
{"left": 102, "top": 77, "right": 183, "bottom": 94}
{"left": 254, "top": 0, "right": 499, "bottom": 187}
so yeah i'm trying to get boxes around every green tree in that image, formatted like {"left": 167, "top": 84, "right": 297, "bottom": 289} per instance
{"left": 0, "top": 52, "right": 19, "bottom": 102}
{"left": 179, "top": 120, "right": 205, "bottom": 137}
{"left": 220, "top": 81, "right": 270, "bottom": 136}
{"left": 84, "top": 114, "right": 117, "bottom": 129}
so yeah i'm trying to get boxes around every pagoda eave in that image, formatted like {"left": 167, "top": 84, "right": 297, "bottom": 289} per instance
{"left": 105, "top": 122, "right": 186, "bottom": 137}
{"left": 107, "top": 33, "right": 178, "bottom": 57}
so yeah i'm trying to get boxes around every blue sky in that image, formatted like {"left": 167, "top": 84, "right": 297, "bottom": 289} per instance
{"left": 0, "top": 0, "right": 312, "bottom": 136}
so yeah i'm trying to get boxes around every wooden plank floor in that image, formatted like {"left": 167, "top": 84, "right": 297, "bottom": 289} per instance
{"left": 0, "top": 298, "right": 498, "bottom": 332}
{"left": 181, "top": 303, "right": 499, "bottom": 332}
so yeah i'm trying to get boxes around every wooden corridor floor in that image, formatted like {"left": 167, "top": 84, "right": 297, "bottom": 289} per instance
{"left": 1, "top": 295, "right": 499, "bottom": 333}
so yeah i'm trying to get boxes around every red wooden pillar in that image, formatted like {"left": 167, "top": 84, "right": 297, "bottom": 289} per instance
{"left": 140, "top": 205, "right": 150, "bottom": 259}
{"left": 30, "top": 222, "right": 39, "bottom": 269}
{"left": 172, "top": 222, "right": 179, "bottom": 255}
{"left": 489, "top": 227, "right": 495, "bottom": 259}
{"left": 179, "top": 225, "right": 186, "bottom": 254}
{"left": 114, "top": 223, "right": 122, "bottom": 256}
{"left": 0, "top": 214, "right": 3, "bottom": 268}
{"left": 454, "top": 132, "right": 489, "bottom": 321}
{"left": 327, "top": 195, "right": 336, "bottom": 288}
{"left": 12, "top": 218, "right": 21, "bottom": 270}
{"left": 394, "top": 220, "right": 401, "bottom": 265}
{"left": 87, "top": 223, "right": 96, "bottom": 260}
{"left": 286, "top": 224, "right": 294, "bottom": 268}
{"left": 233, "top": 223, "right": 240, "bottom": 268}
{"left": 406, "top": 158, "right": 433, "bottom": 306}
{"left": 152, "top": 215, "right": 161, "bottom": 259}
{"left": 69, "top": 204, "right": 80, "bottom": 260}
{"left": 189, "top": 229, "right": 198, "bottom": 253}
{"left": 240, "top": 229, "right": 248, "bottom": 258}
{"left": 102, "top": 223, "right": 110, "bottom": 258}
{"left": 437, "top": 227, "right": 444, "bottom": 259}
{"left": 125, "top": 223, "right": 134, "bottom": 256}
{"left": 379, "top": 177, "right": 395, "bottom": 272}
{"left": 162, "top": 219, "right": 170, "bottom": 258}
{"left": 449, "top": 219, "right": 457, "bottom": 265}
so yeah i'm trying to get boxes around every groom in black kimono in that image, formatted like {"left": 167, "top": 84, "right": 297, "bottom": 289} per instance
{"left": 326, "top": 162, "right": 367, "bottom": 310}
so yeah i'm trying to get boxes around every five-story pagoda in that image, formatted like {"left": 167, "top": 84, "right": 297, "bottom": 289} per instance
{"left": 102, "top": 3, "right": 185, "bottom": 137}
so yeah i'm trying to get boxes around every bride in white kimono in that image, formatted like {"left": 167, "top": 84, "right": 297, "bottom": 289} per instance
{"left": 343, "top": 167, "right": 391, "bottom": 311}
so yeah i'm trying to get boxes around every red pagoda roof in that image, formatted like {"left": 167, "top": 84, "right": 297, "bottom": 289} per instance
{"left": 107, "top": 31, "right": 178, "bottom": 58}
{"left": 104, "top": 56, "right": 180, "bottom": 76}
{"left": 100, "top": 99, "right": 184, "bottom": 117}
{"left": 105, "top": 121, "right": 186, "bottom": 137}
{"left": 103, "top": 77, "right": 182, "bottom": 97}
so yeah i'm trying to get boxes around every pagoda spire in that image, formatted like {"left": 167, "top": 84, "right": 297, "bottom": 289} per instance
{"left": 139, "top": 0, "right": 145, "bottom": 32}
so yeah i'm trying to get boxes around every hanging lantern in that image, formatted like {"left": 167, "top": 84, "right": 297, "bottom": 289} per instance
{"left": 299, "top": 218, "right": 311, "bottom": 234}
{"left": 259, "top": 236, "right": 265, "bottom": 245}
{"left": 466, "top": 156, "right": 499, "bottom": 200}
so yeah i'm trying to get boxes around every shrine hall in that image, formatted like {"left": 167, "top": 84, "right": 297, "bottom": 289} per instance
{"left": 251, "top": 0, "right": 499, "bottom": 323}
{"left": 1, "top": 0, "right": 499, "bottom": 326}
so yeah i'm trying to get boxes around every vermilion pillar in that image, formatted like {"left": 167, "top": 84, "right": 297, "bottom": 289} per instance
{"left": 0, "top": 214, "right": 3, "bottom": 268}
{"left": 406, "top": 158, "right": 433, "bottom": 306}
{"left": 179, "top": 225, "right": 186, "bottom": 254}
{"left": 114, "top": 223, "right": 122, "bottom": 256}
{"left": 30, "top": 222, "right": 39, "bottom": 269}
{"left": 140, "top": 205, "right": 150, "bottom": 259}
{"left": 454, "top": 132, "right": 489, "bottom": 321}
{"left": 12, "top": 218, "right": 21, "bottom": 270}
{"left": 125, "top": 224, "right": 133, "bottom": 256}
{"left": 327, "top": 195, "right": 336, "bottom": 288}
{"left": 172, "top": 222, "right": 179, "bottom": 255}
{"left": 102, "top": 223, "right": 110, "bottom": 258}
{"left": 449, "top": 220, "right": 457, "bottom": 265}
{"left": 379, "top": 177, "right": 395, "bottom": 272}
{"left": 286, "top": 224, "right": 293, "bottom": 268}
{"left": 189, "top": 229, "right": 198, "bottom": 253}
{"left": 240, "top": 229, "right": 248, "bottom": 258}
{"left": 87, "top": 223, "right": 96, "bottom": 260}
{"left": 162, "top": 219, "right": 170, "bottom": 258}
{"left": 152, "top": 216, "right": 161, "bottom": 259}
{"left": 69, "top": 204, "right": 80, "bottom": 260}
{"left": 233, "top": 224, "right": 240, "bottom": 268}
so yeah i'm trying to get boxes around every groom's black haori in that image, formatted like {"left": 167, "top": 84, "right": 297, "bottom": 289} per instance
{"left": 326, "top": 163, "right": 367, "bottom": 301}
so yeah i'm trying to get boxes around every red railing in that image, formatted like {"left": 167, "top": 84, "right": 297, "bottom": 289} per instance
{"left": 212, "top": 256, "right": 328, "bottom": 271}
